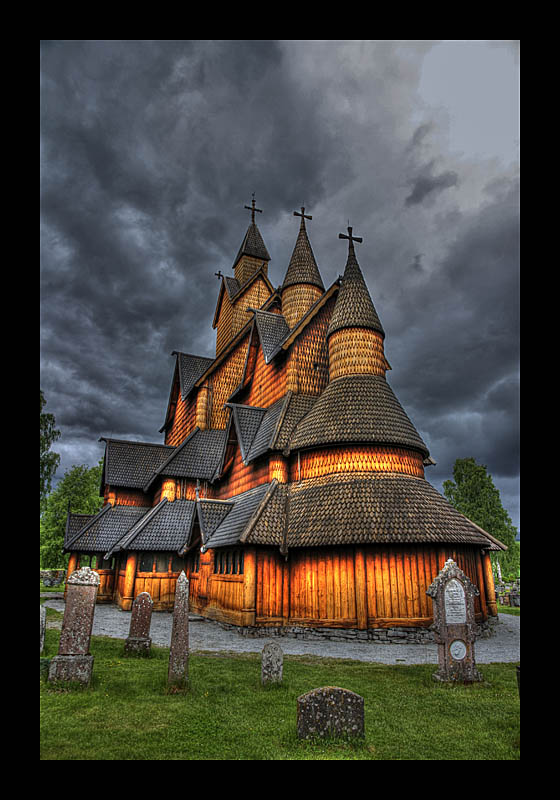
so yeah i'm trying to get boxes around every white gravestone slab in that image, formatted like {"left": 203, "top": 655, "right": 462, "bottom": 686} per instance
{"left": 444, "top": 578, "right": 467, "bottom": 624}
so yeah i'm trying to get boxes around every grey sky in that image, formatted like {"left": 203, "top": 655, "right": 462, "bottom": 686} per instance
{"left": 40, "top": 40, "right": 520, "bottom": 529}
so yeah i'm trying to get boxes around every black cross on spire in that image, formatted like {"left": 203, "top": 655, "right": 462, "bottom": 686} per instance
{"left": 294, "top": 206, "right": 312, "bottom": 223}
{"left": 339, "top": 225, "right": 363, "bottom": 253}
{"left": 244, "top": 193, "right": 262, "bottom": 224}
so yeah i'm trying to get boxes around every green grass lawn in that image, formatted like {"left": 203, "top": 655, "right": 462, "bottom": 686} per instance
{"left": 40, "top": 623, "right": 519, "bottom": 760}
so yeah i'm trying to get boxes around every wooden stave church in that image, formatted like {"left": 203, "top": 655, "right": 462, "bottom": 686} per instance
{"left": 63, "top": 198, "right": 505, "bottom": 632}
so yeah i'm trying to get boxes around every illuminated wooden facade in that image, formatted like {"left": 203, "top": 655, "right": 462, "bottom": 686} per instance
{"left": 64, "top": 200, "right": 505, "bottom": 627}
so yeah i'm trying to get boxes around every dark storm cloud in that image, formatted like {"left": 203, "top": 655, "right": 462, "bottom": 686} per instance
{"left": 40, "top": 41, "right": 519, "bottom": 526}
{"left": 404, "top": 159, "right": 459, "bottom": 206}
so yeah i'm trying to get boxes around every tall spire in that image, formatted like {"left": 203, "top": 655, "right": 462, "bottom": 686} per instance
{"left": 282, "top": 207, "right": 324, "bottom": 291}
{"left": 232, "top": 193, "right": 271, "bottom": 286}
{"left": 327, "top": 226, "right": 384, "bottom": 339}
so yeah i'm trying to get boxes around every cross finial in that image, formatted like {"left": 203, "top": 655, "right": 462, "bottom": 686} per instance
{"left": 339, "top": 225, "right": 363, "bottom": 253}
{"left": 244, "top": 192, "right": 262, "bottom": 224}
{"left": 214, "top": 270, "right": 224, "bottom": 280}
{"left": 294, "top": 205, "right": 312, "bottom": 223}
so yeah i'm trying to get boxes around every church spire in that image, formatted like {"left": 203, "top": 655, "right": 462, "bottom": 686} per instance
{"left": 281, "top": 206, "right": 325, "bottom": 328}
{"left": 327, "top": 226, "right": 384, "bottom": 339}
{"left": 327, "top": 226, "right": 388, "bottom": 381}
{"left": 232, "top": 193, "right": 271, "bottom": 285}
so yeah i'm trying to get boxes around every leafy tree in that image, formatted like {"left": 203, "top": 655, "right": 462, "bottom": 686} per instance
{"left": 443, "top": 457, "right": 520, "bottom": 580}
{"left": 40, "top": 460, "right": 104, "bottom": 568}
{"left": 40, "top": 389, "right": 61, "bottom": 512}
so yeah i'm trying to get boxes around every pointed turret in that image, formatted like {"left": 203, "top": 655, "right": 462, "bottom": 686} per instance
{"left": 233, "top": 194, "right": 271, "bottom": 286}
{"left": 281, "top": 207, "right": 325, "bottom": 329}
{"left": 327, "top": 227, "right": 384, "bottom": 339}
{"left": 327, "top": 226, "right": 389, "bottom": 381}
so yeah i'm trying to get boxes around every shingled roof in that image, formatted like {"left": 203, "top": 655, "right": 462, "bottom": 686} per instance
{"left": 252, "top": 309, "right": 291, "bottom": 363}
{"left": 282, "top": 212, "right": 324, "bottom": 291}
{"left": 289, "top": 374, "right": 429, "bottom": 458}
{"left": 64, "top": 503, "right": 151, "bottom": 554}
{"left": 65, "top": 511, "right": 98, "bottom": 547}
{"left": 100, "top": 439, "right": 175, "bottom": 490}
{"left": 173, "top": 352, "right": 214, "bottom": 400}
{"left": 105, "top": 498, "right": 197, "bottom": 557}
{"left": 143, "top": 428, "right": 227, "bottom": 490}
{"left": 327, "top": 236, "right": 384, "bottom": 339}
{"left": 285, "top": 472, "right": 505, "bottom": 550}
{"left": 232, "top": 220, "right": 270, "bottom": 269}
{"left": 201, "top": 483, "right": 273, "bottom": 551}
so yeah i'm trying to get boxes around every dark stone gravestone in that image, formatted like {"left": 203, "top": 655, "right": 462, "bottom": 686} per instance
{"left": 48, "top": 566, "right": 100, "bottom": 686}
{"left": 167, "top": 571, "right": 189, "bottom": 691}
{"left": 261, "top": 642, "right": 283, "bottom": 684}
{"left": 125, "top": 592, "right": 153, "bottom": 655}
{"left": 426, "top": 559, "right": 482, "bottom": 684}
{"left": 297, "top": 687, "right": 364, "bottom": 740}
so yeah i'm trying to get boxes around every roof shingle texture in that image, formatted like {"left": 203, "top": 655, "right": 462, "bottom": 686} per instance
{"left": 65, "top": 504, "right": 151, "bottom": 553}
{"left": 327, "top": 246, "right": 384, "bottom": 338}
{"left": 253, "top": 310, "right": 290, "bottom": 363}
{"left": 289, "top": 374, "right": 429, "bottom": 457}
{"left": 282, "top": 218, "right": 324, "bottom": 291}
{"left": 233, "top": 221, "right": 270, "bottom": 268}
{"left": 103, "top": 439, "right": 175, "bottom": 489}
{"left": 203, "top": 483, "right": 272, "bottom": 550}
{"left": 174, "top": 352, "right": 214, "bottom": 399}
{"left": 286, "top": 473, "right": 501, "bottom": 549}
{"left": 116, "top": 499, "right": 197, "bottom": 553}
{"left": 151, "top": 429, "right": 227, "bottom": 484}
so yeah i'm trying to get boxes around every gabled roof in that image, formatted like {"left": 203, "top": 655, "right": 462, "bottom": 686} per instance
{"left": 65, "top": 511, "right": 98, "bottom": 547}
{"left": 105, "top": 498, "right": 197, "bottom": 558}
{"left": 100, "top": 438, "right": 175, "bottom": 490}
{"left": 64, "top": 503, "right": 151, "bottom": 554}
{"left": 173, "top": 352, "right": 214, "bottom": 400}
{"left": 282, "top": 212, "right": 324, "bottom": 291}
{"left": 251, "top": 309, "right": 290, "bottom": 363}
{"left": 196, "top": 498, "right": 235, "bottom": 548}
{"left": 212, "top": 265, "right": 275, "bottom": 329}
{"left": 225, "top": 403, "right": 267, "bottom": 463}
{"left": 201, "top": 482, "right": 274, "bottom": 552}
{"left": 143, "top": 427, "right": 228, "bottom": 491}
{"left": 288, "top": 374, "right": 430, "bottom": 458}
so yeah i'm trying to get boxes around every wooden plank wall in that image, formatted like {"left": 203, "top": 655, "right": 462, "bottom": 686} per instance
{"left": 253, "top": 544, "right": 486, "bottom": 628}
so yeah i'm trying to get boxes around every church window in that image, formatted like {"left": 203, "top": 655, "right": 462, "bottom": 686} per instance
{"left": 171, "top": 553, "right": 184, "bottom": 572}
{"left": 139, "top": 552, "right": 154, "bottom": 572}
{"left": 214, "top": 549, "right": 244, "bottom": 575}
{"left": 156, "top": 552, "right": 169, "bottom": 573}
{"left": 189, "top": 550, "right": 200, "bottom": 573}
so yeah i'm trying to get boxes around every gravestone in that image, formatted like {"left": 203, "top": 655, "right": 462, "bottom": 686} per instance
{"left": 40, "top": 605, "right": 46, "bottom": 654}
{"left": 261, "top": 642, "right": 283, "bottom": 684}
{"left": 297, "top": 687, "right": 364, "bottom": 740}
{"left": 125, "top": 592, "right": 153, "bottom": 655}
{"left": 167, "top": 571, "right": 189, "bottom": 691}
{"left": 48, "top": 566, "right": 100, "bottom": 686}
{"left": 426, "top": 559, "right": 482, "bottom": 684}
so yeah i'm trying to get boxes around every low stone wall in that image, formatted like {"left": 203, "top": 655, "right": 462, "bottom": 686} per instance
{"left": 212, "top": 616, "right": 498, "bottom": 644}
{"left": 40, "top": 569, "right": 66, "bottom": 587}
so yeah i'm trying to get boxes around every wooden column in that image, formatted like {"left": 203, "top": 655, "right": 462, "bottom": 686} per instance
{"left": 121, "top": 552, "right": 138, "bottom": 611}
{"left": 242, "top": 547, "right": 257, "bottom": 626}
{"left": 475, "top": 549, "right": 488, "bottom": 620}
{"left": 482, "top": 550, "right": 498, "bottom": 617}
{"left": 354, "top": 547, "right": 368, "bottom": 629}
{"left": 64, "top": 553, "right": 79, "bottom": 601}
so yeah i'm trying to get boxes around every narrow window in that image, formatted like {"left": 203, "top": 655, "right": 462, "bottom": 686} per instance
{"left": 156, "top": 552, "right": 169, "bottom": 573}
{"left": 139, "top": 552, "right": 154, "bottom": 572}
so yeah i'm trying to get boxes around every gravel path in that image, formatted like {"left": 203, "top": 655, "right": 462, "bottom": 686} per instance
{"left": 42, "top": 596, "right": 519, "bottom": 665}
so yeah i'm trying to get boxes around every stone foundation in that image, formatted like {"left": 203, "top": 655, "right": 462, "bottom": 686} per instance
{"left": 210, "top": 616, "right": 498, "bottom": 644}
